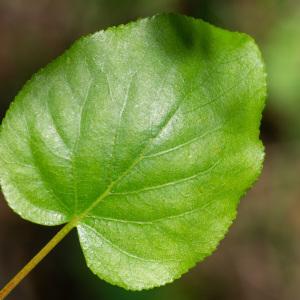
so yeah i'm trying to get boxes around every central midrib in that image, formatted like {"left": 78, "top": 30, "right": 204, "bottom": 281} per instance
{"left": 68, "top": 95, "right": 183, "bottom": 229}
{"left": 71, "top": 150, "right": 146, "bottom": 228}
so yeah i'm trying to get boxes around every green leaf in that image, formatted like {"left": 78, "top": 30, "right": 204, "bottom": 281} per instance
{"left": 0, "top": 14, "right": 266, "bottom": 290}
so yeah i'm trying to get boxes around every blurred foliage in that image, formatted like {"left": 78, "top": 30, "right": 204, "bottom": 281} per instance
{"left": 265, "top": 9, "right": 300, "bottom": 140}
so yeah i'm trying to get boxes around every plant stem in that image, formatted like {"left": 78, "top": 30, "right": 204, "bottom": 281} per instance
{"left": 0, "top": 221, "right": 75, "bottom": 299}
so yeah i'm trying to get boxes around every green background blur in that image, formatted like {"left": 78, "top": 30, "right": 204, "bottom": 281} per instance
{"left": 1, "top": 1, "right": 300, "bottom": 299}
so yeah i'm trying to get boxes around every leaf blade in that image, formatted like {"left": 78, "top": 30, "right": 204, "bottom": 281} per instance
{"left": 0, "top": 14, "right": 266, "bottom": 290}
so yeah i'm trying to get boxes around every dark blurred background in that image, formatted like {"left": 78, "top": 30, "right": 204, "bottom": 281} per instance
{"left": 1, "top": 0, "right": 300, "bottom": 299}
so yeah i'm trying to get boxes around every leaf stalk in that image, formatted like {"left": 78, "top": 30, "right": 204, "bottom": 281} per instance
{"left": 0, "top": 222, "right": 75, "bottom": 299}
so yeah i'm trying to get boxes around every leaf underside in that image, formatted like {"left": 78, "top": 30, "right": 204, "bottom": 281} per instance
{"left": 0, "top": 14, "right": 266, "bottom": 290}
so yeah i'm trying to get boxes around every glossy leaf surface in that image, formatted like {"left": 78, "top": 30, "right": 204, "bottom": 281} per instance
{"left": 0, "top": 14, "right": 266, "bottom": 290}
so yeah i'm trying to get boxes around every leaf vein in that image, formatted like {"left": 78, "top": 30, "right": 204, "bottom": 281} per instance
{"left": 111, "top": 161, "right": 219, "bottom": 195}
{"left": 86, "top": 201, "right": 212, "bottom": 225}
{"left": 82, "top": 223, "right": 178, "bottom": 263}
{"left": 144, "top": 127, "right": 222, "bottom": 158}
